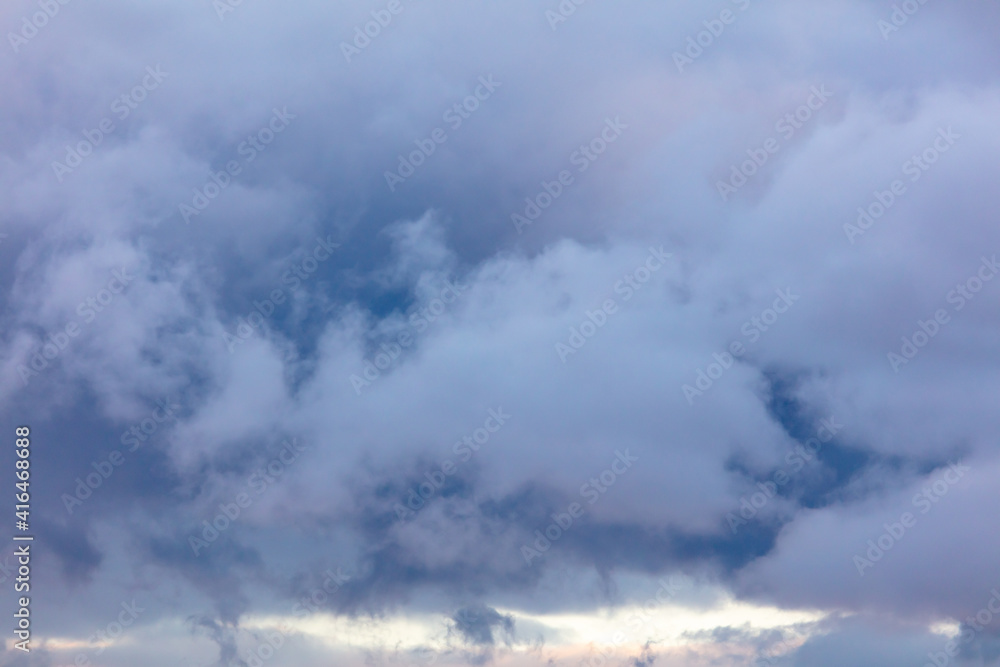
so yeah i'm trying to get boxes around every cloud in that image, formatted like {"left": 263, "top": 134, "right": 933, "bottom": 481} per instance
{"left": 3, "top": 1, "right": 1000, "bottom": 665}
{"left": 451, "top": 604, "right": 515, "bottom": 646}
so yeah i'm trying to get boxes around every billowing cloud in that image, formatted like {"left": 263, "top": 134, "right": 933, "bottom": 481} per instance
{"left": 1, "top": 1, "right": 999, "bottom": 665}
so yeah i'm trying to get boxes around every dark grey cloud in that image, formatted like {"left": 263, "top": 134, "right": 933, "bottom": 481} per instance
{"left": 2, "top": 1, "right": 1000, "bottom": 665}
{"left": 450, "top": 604, "right": 514, "bottom": 647}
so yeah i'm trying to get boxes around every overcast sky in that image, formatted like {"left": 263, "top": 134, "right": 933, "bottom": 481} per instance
{"left": 1, "top": 1, "right": 1000, "bottom": 666}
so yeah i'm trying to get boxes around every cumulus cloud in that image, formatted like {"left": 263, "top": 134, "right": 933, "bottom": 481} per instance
{"left": 2, "top": 1, "right": 999, "bottom": 665}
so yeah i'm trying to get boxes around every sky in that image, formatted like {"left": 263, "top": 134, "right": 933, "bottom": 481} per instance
{"left": 1, "top": 0, "right": 999, "bottom": 666}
